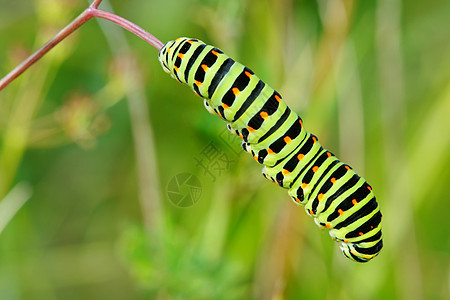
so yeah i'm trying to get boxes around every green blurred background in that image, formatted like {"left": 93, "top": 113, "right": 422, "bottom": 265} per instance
{"left": 0, "top": 0, "right": 449, "bottom": 299}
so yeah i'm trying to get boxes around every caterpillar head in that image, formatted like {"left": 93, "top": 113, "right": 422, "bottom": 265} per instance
{"left": 158, "top": 37, "right": 203, "bottom": 82}
{"left": 158, "top": 39, "right": 177, "bottom": 78}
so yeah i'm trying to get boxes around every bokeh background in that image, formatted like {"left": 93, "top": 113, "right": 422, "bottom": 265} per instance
{"left": 0, "top": 0, "right": 449, "bottom": 299}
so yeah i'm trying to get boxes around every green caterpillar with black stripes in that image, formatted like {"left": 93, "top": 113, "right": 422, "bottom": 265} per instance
{"left": 158, "top": 37, "right": 383, "bottom": 262}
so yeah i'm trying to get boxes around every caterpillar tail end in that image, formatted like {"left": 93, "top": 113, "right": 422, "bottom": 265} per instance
{"left": 339, "top": 239, "right": 383, "bottom": 263}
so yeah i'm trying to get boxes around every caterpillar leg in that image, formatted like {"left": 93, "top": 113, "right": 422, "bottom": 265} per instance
{"left": 203, "top": 99, "right": 217, "bottom": 115}
{"left": 226, "top": 123, "right": 241, "bottom": 137}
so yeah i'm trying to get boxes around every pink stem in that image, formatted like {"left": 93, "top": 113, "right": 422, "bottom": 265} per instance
{"left": 0, "top": 1, "right": 164, "bottom": 91}
{"left": 92, "top": 10, "right": 164, "bottom": 50}
{"left": 91, "top": 0, "right": 102, "bottom": 9}
{"left": 0, "top": 10, "right": 94, "bottom": 91}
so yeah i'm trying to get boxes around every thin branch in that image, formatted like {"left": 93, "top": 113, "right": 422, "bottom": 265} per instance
{"left": 92, "top": 10, "right": 164, "bottom": 50}
{"left": 0, "top": 1, "right": 164, "bottom": 91}
{"left": 91, "top": 0, "right": 103, "bottom": 9}
{"left": 0, "top": 10, "right": 95, "bottom": 91}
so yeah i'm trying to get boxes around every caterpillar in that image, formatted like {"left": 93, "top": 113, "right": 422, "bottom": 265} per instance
{"left": 158, "top": 37, "right": 383, "bottom": 263}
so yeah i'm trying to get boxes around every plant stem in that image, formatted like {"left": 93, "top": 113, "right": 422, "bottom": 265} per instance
{"left": 0, "top": 10, "right": 94, "bottom": 91}
{"left": 0, "top": 1, "right": 164, "bottom": 91}
{"left": 92, "top": 10, "right": 164, "bottom": 50}
{"left": 91, "top": 0, "right": 103, "bottom": 9}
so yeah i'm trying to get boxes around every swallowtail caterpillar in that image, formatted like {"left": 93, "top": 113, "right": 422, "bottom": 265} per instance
{"left": 159, "top": 38, "right": 383, "bottom": 262}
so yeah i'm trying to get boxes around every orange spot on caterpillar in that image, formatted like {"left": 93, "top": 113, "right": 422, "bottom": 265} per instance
{"left": 330, "top": 177, "right": 336, "bottom": 184}
{"left": 299, "top": 119, "right": 303, "bottom": 127}
{"left": 297, "top": 153, "right": 304, "bottom": 160}
{"left": 344, "top": 239, "right": 349, "bottom": 243}
{"left": 211, "top": 50, "right": 220, "bottom": 56}
{"left": 295, "top": 198, "right": 301, "bottom": 203}
{"left": 359, "top": 232, "right": 364, "bottom": 236}
{"left": 187, "top": 40, "right": 194, "bottom": 44}
{"left": 174, "top": 66, "right": 179, "bottom": 72}
{"left": 352, "top": 199, "right": 358, "bottom": 205}
{"left": 177, "top": 53, "right": 184, "bottom": 59}
{"left": 282, "top": 169, "right": 290, "bottom": 175}
{"left": 222, "top": 103, "right": 229, "bottom": 109}
{"left": 284, "top": 136, "right": 292, "bottom": 144}
{"left": 327, "top": 152, "right": 332, "bottom": 157}
{"left": 312, "top": 166, "right": 319, "bottom": 172}
{"left": 367, "top": 186, "right": 372, "bottom": 192}
{"left": 232, "top": 87, "right": 240, "bottom": 95}
{"left": 260, "top": 111, "right": 268, "bottom": 119}
{"left": 370, "top": 226, "right": 374, "bottom": 229}
{"left": 247, "top": 126, "right": 255, "bottom": 132}
{"left": 201, "top": 64, "right": 208, "bottom": 72}
{"left": 338, "top": 209, "right": 344, "bottom": 216}
{"left": 309, "top": 209, "right": 314, "bottom": 215}
{"left": 345, "top": 165, "right": 351, "bottom": 170}
{"left": 245, "top": 71, "right": 252, "bottom": 78}
{"left": 318, "top": 193, "right": 324, "bottom": 201}
{"left": 301, "top": 183, "right": 308, "bottom": 189}
{"left": 267, "top": 148, "right": 275, "bottom": 154}
{"left": 326, "top": 224, "right": 332, "bottom": 229}
{"left": 312, "top": 136, "right": 317, "bottom": 143}
{"left": 195, "top": 80, "right": 202, "bottom": 86}
{"left": 275, "top": 95, "right": 281, "bottom": 102}
{"left": 167, "top": 48, "right": 171, "bottom": 53}
{"left": 253, "top": 155, "right": 258, "bottom": 161}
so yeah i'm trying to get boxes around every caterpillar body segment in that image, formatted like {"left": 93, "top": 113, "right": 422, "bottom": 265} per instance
{"left": 158, "top": 37, "right": 382, "bottom": 263}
